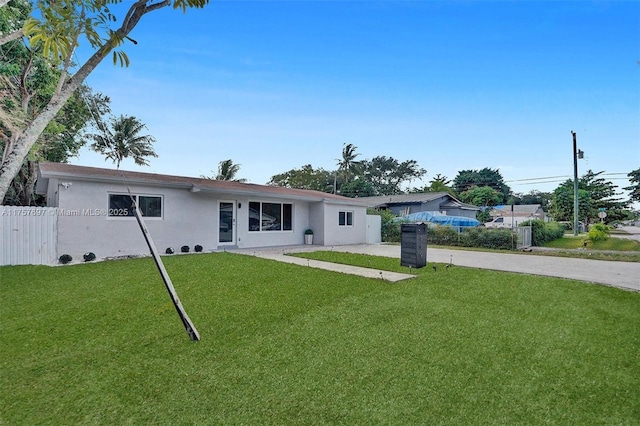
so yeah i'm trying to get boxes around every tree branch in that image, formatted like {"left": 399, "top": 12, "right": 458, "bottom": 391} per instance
{"left": 55, "top": 7, "right": 85, "bottom": 97}
{"left": 0, "top": 28, "right": 24, "bottom": 46}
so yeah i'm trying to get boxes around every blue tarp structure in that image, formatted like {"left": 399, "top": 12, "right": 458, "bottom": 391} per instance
{"left": 397, "top": 211, "right": 480, "bottom": 228}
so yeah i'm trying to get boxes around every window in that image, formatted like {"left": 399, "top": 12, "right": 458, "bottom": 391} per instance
{"left": 108, "top": 194, "right": 162, "bottom": 218}
{"left": 249, "top": 202, "right": 292, "bottom": 232}
{"left": 339, "top": 210, "right": 353, "bottom": 226}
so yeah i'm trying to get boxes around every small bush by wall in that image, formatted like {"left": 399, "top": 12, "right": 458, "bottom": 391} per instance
{"left": 83, "top": 252, "right": 96, "bottom": 262}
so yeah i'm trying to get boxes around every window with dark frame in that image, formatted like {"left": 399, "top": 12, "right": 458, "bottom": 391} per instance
{"left": 248, "top": 202, "right": 293, "bottom": 232}
{"left": 108, "top": 194, "right": 162, "bottom": 218}
{"left": 338, "top": 210, "right": 353, "bottom": 226}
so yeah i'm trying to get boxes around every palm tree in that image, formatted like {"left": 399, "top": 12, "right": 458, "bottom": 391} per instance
{"left": 202, "top": 159, "right": 247, "bottom": 182}
{"left": 334, "top": 143, "right": 362, "bottom": 194}
{"left": 90, "top": 115, "right": 157, "bottom": 168}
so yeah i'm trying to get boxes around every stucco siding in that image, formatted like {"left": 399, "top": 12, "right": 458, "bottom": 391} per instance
{"left": 56, "top": 181, "right": 219, "bottom": 259}
{"left": 234, "top": 197, "right": 312, "bottom": 248}
{"left": 309, "top": 202, "right": 325, "bottom": 245}
{"left": 322, "top": 203, "right": 367, "bottom": 246}
{"left": 38, "top": 163, "right": 369, "bottom": 258}
{"left": 54, "top": 181, "right": 328, "bottom": 258}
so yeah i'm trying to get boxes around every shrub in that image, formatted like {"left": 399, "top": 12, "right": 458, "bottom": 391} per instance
{"left": 181, "top": 245, "right": 190, "bottom": 253}
{"left": 59, "top": 254, "right": 72, "bottom": 264}
{"left": 522, "top": 220, "right": 565, "bottom": 246}
{"left": 367, "top": 208, "right": 404, "bottom": 243}
{"left": 459, "top": 227, "right": 513, "bottom": 250}
{"left": 83, "top": 252, "right": 96, "bottom": 262}
{"left": 427, "top": 225, "right": 459, "bottom": 246}
{"left": 194, "top": 245, "right": 203, "bottom": 253}
{"left": 165, "top": 247, "right": 175, "bottom": 255}
{"left": 304, "top": 229, "right": 314, "bottom": 235}
{"left": 384, "top": 221, "right": 403, "bottom": 243}
{"left": 588, "top": 223, "right": 610, "bottom": 242}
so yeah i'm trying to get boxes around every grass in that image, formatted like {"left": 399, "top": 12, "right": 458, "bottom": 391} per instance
{"left": 426, "top": 231, "right": 640, "bottom": 262}
{"left": 2, "top": 253, "right": 640, "bottom": 424}
{"left": 544, "top": 235, "right": 640, "bottom": 251}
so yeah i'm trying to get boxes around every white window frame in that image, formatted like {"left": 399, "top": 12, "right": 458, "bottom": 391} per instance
{"left": 338, "top": 210, "right": 354, "bottom": 227}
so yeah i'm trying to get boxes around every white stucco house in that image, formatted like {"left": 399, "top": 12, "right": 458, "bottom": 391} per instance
{"left": 35, "top": 162, "right": 370, "bottom": 260}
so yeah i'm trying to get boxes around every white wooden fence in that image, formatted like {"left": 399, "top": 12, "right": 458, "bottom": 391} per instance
{"left": 0, "top": 206, "right": 58, "bottom": 266}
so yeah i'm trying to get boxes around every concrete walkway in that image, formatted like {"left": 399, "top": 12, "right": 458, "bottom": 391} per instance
{"left": 229, "top": 244, "right": 640, "bottom": 291}
{"left": 228, "top": 246, "right": 416, "bottom": 282}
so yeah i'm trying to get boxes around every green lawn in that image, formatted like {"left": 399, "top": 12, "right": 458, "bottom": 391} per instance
{"left": 2, "top": 253, "right": 639, "bottom": 424}
{"left": 544, "top": 235, "right": 640, "bottom": 251}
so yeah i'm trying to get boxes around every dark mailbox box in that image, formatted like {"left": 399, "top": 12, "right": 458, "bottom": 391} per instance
{"left": 400, "top": 223, "right": 427, "bottom": 268}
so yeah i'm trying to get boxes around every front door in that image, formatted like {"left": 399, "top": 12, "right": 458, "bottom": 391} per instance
{"left": 219, "top": 201, "right": 236, "bottom": 245}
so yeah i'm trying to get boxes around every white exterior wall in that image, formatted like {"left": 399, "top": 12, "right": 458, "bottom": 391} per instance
{"left": 308, "top": 202, "right": 325, "bottom": 245}
{"left": 321, "top": 203, "right": 367, "bottom": 246}
{"left": 232, "top": 197, "right": 313, "bottom": 248}
{"left": 55, "top": 181, "right": 219, "bottom": 259}
{"left": 53, "top": 180, "right": 342, "bottom": 259}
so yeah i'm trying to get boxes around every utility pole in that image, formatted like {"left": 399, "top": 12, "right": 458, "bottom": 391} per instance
{"left": 571, "top": 131, "right": 583, "bottom": 236}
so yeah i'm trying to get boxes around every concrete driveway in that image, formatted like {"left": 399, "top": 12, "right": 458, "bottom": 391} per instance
{"left": 616, "top": 226, "right": 640, "bottom": 242}
{"left": 237, "top": 244, "right": 640, "bottom": 292}
{"left": 326, "top": 244, "right": 639, "bottom": 292}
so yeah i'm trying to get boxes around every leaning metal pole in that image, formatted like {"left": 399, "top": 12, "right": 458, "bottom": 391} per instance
{"left": 131, "top": 199, "right": 200, "bottom": 341}
{"left": 572, "top": 131, "right": 579, "bottom": 236}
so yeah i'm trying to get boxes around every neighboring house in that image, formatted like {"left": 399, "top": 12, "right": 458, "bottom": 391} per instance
{"left": 35, "top": 162, "right": 369, "bottom": 260}
{"left": 490, "top": 204, "right": 547, "bottom": 222}
{"left": 360, "top": 192, "right": 480, "bottom": 219}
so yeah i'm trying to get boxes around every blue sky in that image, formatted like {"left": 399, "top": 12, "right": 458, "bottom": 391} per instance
{"left": 73, "top": 0, "right": 639, "bottom": 197}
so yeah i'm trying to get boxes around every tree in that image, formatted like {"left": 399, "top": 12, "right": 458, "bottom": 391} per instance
{"left": 268, "top": 164, "right": 334, "bottom": 193}
{"left": 335, "top": 143, "right": 362, "bottom": 193}
{"left": 339, "top": 178, "right": 376, "bottom": 198}
{"left": 2, "top": 87, "right": 111, "bottom": 205}
{"left": 362, "top": 156, "right": 426, "bottom": 196}
{"left": 623, "top": 168, "right": 640, "bottom": 203}
{"left": 549, "top": 181, "right": 591, "bottom": 223}
{"left": 459, "top": 186, "right": 503, "bottom": 223}
{"left": 0, "top": 0, "right": 209, "bottom": 202}
{"left": 458, "top": 186, "right": 503, "bottom": 208}
{"left": 428, "top": 174, "right": 452, "bottom": 191}
{"left": 510, "top": 190, "right": 552, "bottom": 210}
{"left": 410, "top": 173, "right": 455, "bottom": 195}
{"left": 579, "top": 170, "right": 629, "bottom": 222}
{"left": 89, "top": 115, "right": 157, "bottom": 168}
{"left": 453, "top": 168, "right": 511, "bottom": 203}
{"left": 1, "top": 3, "right": 113, "bottom": 205}
{"left": 203, "top": 159, "right": 246, "bottom": 182}
{"left": 549, "top": 170, "right": 628, "bottom": 224}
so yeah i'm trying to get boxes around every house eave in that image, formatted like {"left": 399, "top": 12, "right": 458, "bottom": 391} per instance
{"left": 37, "top": 163, "right": 365, "bottom": 206}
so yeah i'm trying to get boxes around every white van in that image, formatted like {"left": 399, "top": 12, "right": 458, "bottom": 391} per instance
{"left": 484, "top": 217, "right": 530, "bottom": 228}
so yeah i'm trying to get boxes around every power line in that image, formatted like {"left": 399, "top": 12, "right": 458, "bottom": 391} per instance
{"left": 506, "top": 172, "right": 631, "bottom": 184}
